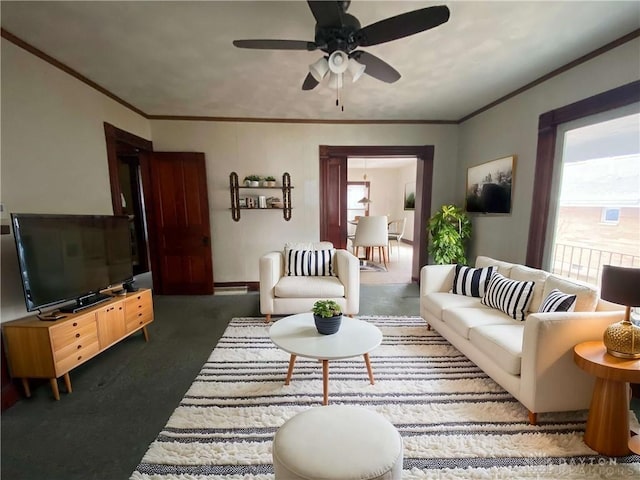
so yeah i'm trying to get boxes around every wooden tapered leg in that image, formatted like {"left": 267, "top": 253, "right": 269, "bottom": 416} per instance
{"left": 63, "top": 373, "right": 72, "bottom": 394}
{"left": 528, "top": 411, "right": 537, "bottom": 425}
{"left": 322, "top": 360, "right": 329, "bottom": 405}
{"left": 364, "top": 353, "right": 375, "bottom": 385}
{"left": 284, "top": 354, "right": 297, "bottom": 385}
{"left": 49, "top": 378, "right": 60, "bottom": 401}
{"left": 21, "top": 378, "right": 31, "bottom": 398}
{"left": 142, "top": 326, "right": 150, "bottom": 342}
{"left": 584, "top": 378, "right": 631, "bottom": 456}
{"left": 265, "top": 314, "right": 271, "bottom": 323}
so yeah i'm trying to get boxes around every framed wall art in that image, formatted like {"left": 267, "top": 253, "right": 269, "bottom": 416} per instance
{"left": 404, "top": 182, "right": 415, "bottom": 210}
{"left": 465, "top": 155, "right": 515, "bottom": 214}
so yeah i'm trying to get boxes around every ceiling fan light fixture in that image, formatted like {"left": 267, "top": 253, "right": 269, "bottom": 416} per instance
{"left": 328, "top": 72, "right": 344, "bottom": 89}
{"left": 309, "top": 57, "right": 329, "bottom": 82}
{"left": 347, "top": 58, "right": 366, "bottom": 83}
{"left": 328, "top": 50, "right": 349, "bottom": 74}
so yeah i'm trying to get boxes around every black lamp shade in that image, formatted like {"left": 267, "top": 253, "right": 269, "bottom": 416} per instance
{"left": 600, "top": 265, "right": 640, "bottom": 306}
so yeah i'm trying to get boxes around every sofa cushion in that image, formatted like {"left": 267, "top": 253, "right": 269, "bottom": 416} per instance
{"left": 275, "top": 276, "right": 344, "bottom": 298}
{"left": 423, "top": 292, "right": 486, "bottom": 319}
{"left": 482, "top": 273, "right": 535, "bottom": 321}
{"left": 284, "top": 242, "right": 333, "bottom": 275}
{"left": 509, "top": 265, "right": 549, "bottom": 312}
{"left": 475, "top": 256, "right": 515, "bottom": 277}
{"left": 452, "top": 265, "right": 496, "bottom": 297}
{"left": 286, "top": 249, "right": 335, "bottom": 276}
{"left": 542, "top": 275, "right": 598, "bottom": 312}
{"left": 469, "top": 324, "right": 524, "bottom": 375}
{"left": 538, "top": 288, "right": 577, "bottom": 313}
{"left": 442, "top": 307, "right": 515, "bottom": 339}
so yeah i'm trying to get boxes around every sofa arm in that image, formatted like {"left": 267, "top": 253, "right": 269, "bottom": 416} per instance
{"left": 520, "top": 309, "right": 624, "bottom": 413}
{"left": 259, "top": 252, "right": 284, "bottom": 314}
{"left": 335, "top": 249, "right": 360, "bottom": 315}
{"left": 420, "top": 264, "right": 456, "bottom": 296}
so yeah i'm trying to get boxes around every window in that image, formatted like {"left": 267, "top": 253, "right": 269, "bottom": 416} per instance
{"left": 547, "top": 110, "right": 640, "bottom": 285}
{"left": 601, "top": 207, "right": 620, "bottom": 224}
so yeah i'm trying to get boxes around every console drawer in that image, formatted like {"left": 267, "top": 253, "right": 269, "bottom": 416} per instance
{"left": 54, "top": 339, "right": 100, "bottom": 374}
{"left": 51, "top": 320, "right": 98, "bottom": 351}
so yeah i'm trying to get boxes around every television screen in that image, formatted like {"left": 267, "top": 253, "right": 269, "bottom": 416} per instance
{"left": 11, "top": 214, "right": 133, "bottom": 312}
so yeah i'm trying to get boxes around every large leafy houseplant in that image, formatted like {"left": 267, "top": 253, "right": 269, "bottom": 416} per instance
{"left": 428, "top": 204, "right": 472, "bottom": 265}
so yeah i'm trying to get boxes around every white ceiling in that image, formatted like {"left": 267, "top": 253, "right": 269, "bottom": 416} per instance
{"left": 1, "top": 1, "right": 638, "bottom": 121}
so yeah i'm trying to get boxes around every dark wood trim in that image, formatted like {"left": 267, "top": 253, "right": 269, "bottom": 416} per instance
{"left": 1, "top": 28, "right": 148, "bottom": 118}
{"left": 103, "top": 123, "right": 153, "bottom": 215}
{"left": 1, "top": 332, "right": 21, "bottom": 411}
{"left": 4, "top": 26, "right": 637, "bottom": 126}
{"left": 525, "top": 80, "right": 640, "bottom": 268}
{"left": 0, "top": 225, "right": 10, "bottom": 235}
{"left": 459, "top": 29, "right": 640, "bottom": 123}
{"left": 148, "top": 115, "right": 457, "bottom": 125}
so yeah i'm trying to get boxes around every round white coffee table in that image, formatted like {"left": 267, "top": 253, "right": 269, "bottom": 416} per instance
{"left": 269, "top": 313, "right": 383, "bottom": 405}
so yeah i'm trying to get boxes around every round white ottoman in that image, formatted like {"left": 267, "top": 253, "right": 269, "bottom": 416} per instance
{"left": 272, "top": 405, "right": 403, "bottom": 480}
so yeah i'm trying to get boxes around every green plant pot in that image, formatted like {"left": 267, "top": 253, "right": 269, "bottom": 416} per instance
{"left": 313, "top": 314, "right": 342, "bottom": 335}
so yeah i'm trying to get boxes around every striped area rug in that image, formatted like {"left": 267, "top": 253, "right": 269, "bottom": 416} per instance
{"left": 131, "top": 316, "right": 640, "bottom": 479}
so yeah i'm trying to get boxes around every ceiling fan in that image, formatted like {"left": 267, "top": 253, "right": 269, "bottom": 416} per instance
{"left": 232, "top": 1, "right": 450, "bottom": 92}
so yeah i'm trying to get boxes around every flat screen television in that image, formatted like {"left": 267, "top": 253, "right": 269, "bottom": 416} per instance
{"left": 11, "top": 213, "right": 134, "bottom": 313}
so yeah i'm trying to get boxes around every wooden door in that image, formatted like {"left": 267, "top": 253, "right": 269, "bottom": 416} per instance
{"left": 147, "top": 152, "right": 213, "bottom": 295}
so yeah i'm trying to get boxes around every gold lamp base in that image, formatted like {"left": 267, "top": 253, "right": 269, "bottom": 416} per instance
{"left": 603, "top": 319, "right": 640, "bottom": 359}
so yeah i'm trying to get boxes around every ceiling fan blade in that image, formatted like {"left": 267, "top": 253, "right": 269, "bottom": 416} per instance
{"left": 350, "top": 51, "right": 400, "bottom": 83}
{"left": 307, "top": 1, "right": 344, "bottom": 27}
{"left": 232, "top": 39, "right": 317, "bottom": 51}
{"left": 356, "top": 5, "right": 450, "bottom": 47}
{"left": 302, "top": 72, "right": 320, "bottom": 90}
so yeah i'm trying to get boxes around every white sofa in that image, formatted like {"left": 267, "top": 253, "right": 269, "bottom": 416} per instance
{"left": 260, "top": 242, "right": 360, "bottom": 323}
{"left": 420, "top": 256, "right": 624, "bottom": 424}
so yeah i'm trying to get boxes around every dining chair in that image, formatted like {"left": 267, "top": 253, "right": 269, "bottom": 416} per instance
{"left": 387, "top": 218, "right": 407, "bottom": 258}
{"left": 353, "top": 215, "right": 388, "bottom": 268}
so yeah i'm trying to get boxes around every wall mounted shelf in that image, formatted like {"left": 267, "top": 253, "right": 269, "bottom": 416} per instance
{"left": 229, "top": 172, "right": 293, "bottom": 221}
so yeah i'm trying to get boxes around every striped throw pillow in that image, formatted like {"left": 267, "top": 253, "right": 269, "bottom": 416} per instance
{"left": 481, "top": 272, "right": 535, "bottom": 321}
{"left": 452, "top": 265, "right": 496, "bottom": 297}
{"left": 286, "top": 249, "right": 335, "bottom": 276}
{"left": 538, "top": 289, "right": 577, "bottom": 313}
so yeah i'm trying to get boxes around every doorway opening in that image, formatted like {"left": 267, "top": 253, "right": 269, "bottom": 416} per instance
{"left": 319, "top": 145, "right": 433, "bottom": 283}
{"left": 104, "top": 123, "right": 153, "bottom": 277}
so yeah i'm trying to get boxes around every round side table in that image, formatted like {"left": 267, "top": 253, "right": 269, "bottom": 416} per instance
{"left": 573, "top": 341, "right": 640, "bottom": 457}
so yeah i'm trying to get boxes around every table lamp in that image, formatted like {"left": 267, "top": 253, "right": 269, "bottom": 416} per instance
{"left": 601, "top": 265, "right": 640, "bottom": 359}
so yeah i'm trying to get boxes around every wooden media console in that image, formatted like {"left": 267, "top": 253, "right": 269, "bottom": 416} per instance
{"left": 2, "top": 289, "right": 153, "bottom": 400}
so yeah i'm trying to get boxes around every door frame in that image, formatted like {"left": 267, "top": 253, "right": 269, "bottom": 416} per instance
{"left": 103, "top": 122, "right": 155, "bottom": 279}
{"left": 319, "top": 145, "right": 434, "bottom": 282}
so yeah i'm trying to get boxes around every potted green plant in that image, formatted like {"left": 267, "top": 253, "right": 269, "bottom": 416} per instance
{"left": 243, "top": 175, "right": 261, "bottom": 187}
{"left": 428, "top": 204, "right": 472, "bottom": 265}
{"left": 263, "top": 175, "right": 277, "bottom": 187}
{"left": 311, "top": 299, "right": 343, "bottom": 335}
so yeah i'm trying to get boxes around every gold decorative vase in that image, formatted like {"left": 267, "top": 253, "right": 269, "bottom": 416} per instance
{"left": 600, "top": 265, "right": 640, "bottom": 359}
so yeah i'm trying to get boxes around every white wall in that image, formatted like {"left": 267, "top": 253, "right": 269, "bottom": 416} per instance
{"left": 149, "top": 121, "right": 459, "bottom": 283}
{"left": 458, "top": 38, "right": 640, "bottom": 264}
{"left": 1, "top": 39, "right": 151, "bottom": 322}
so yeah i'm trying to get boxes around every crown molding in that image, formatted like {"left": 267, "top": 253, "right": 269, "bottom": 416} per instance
{"left": 3, "top": 26, "right": 638, "bottom": 126}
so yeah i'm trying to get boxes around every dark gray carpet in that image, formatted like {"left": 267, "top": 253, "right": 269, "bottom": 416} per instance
{"left": 0, "top": 283, "right": 420, "bottom": 480}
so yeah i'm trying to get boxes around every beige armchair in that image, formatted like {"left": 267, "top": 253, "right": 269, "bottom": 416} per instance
{"left": 259, "top": 242, "right": 360, "bottom": 323}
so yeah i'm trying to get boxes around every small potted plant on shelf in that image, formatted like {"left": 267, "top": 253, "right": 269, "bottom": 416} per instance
{"left": 311, "top": 299, "right": 343, "bottom": 335}
{"left": 263, "top": 176, "right": 277, "bottom": 187}
{"left": 244, "top": 175, "right": 261, "bottom": 187}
